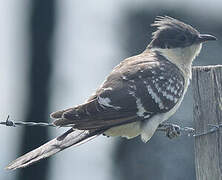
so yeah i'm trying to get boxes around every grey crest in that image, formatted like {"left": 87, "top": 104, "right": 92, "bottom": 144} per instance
{"left": 148, "top": 16, "right": 200, "bottom": 49}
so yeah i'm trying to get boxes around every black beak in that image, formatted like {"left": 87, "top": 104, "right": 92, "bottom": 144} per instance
{"left": 197, "top": 34, "right": 217, "bottom": 43}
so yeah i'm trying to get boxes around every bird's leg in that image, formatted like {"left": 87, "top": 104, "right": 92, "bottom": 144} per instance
{"left": 158, "top": 123, "right": 181, "bottom": 139}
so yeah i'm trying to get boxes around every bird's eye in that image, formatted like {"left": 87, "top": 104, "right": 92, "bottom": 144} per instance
{"left": 179, "top": 35, "right": 186, "bottom": 41}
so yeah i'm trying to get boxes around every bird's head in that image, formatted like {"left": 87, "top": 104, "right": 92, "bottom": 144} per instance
{"left": 148, "top": 16, "right": 216, "bottom": 49}
{"left": 147, "top": 16, "right": 216, "bottom": 74}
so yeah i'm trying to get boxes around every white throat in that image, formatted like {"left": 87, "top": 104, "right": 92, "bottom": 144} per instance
{"left": 152, "top": 44, "right": 202, "bottom": 79}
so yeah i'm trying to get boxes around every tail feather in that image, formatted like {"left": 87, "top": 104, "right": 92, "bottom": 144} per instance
{"left": 53, "top": 118, "right": 75, "bottom": 127}
{"left": 50, "top": 107, "right": 73, "bottom": 119}
{"left": 6, "top": 128, "right": 103, "bottom": 170}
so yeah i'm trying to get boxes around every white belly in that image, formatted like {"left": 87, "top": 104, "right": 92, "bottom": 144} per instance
{"left": 104, "top": 121, "right": 141, "bottom": 139}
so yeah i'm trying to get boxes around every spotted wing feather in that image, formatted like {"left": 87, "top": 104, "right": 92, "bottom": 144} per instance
{"left": 52, "top": 51, "right": 185, "bottom": 130}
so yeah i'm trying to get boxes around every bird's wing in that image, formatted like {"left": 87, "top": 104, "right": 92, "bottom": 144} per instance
{"left": 52, "top": 52, "right": 185, "bottom": 130}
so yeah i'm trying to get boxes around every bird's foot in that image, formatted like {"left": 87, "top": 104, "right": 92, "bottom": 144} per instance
{"left": 158, "top": 123, "right": 181, "bottom": 139}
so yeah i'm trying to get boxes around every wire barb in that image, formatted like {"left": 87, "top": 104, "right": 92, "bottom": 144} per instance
{"left": 0, "top": 115, "right": 56, "bottom": 127}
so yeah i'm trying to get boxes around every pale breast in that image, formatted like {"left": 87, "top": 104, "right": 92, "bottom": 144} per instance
{"left": 104, "top": 121, "right": 142, "bottom": 139}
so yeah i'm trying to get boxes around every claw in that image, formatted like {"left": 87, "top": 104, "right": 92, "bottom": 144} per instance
{"left": 166, "top": 124, "right": 181, "bottom": 139}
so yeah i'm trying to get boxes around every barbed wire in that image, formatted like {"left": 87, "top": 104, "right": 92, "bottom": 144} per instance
{"left": 0, "top": 115, "right": 221, "bottom": 138}
{"left": 0, "top": 115, "right": 55, "bottom": 127}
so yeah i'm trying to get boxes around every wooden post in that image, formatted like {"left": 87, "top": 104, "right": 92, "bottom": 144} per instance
{"left": 192, "top": 65, "right": 222, "bottom": 180}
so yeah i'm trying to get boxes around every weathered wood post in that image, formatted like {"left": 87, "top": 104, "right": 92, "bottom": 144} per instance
{"left": 192, "top": 65, "right": 222, "bottom": 180}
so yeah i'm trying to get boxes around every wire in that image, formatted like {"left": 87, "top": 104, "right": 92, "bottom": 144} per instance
{"left": 0, "top": 115, "right": 221, "bottom": 138}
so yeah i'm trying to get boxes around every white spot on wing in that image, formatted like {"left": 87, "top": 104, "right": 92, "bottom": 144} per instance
{"left": 173, "top": 97, "right": 178, "bottom": 103}
{"left": 147, "top": 85, "right": 164, "bottom": 109}
{"left": 136, "top": 98, "right": 147, "bottom": 117}
{"left": 154, "top": 82, "right": 162, "bottom": 92}
{"left": 144, "top": 114, "right": 150, "bottom": 118}
{"left": 98, "top": 96, "right": 121, "bottom": 110}
{"left": 122, "top": 76, "right": 127, "bottom": 80}
{"left": 129, "top": 84, "right": 137, "bottom": 90}
{"left": 128, "top": 89, "right": 151, "bottom": 119}
{"left": 168, "top": 79, "right": 173, "bottom": 84}
{"left": 103, "top": 87, "right": 112, "bottom": 91}
{"left": 143, "top": 80, "right": 148, "bottom": 85}
{"left": 160, "top": 67, "right": 165, "bottom": 71}
{"left": 151, "top": 70, "right": 156, "bottom": 74}
{"left": 128, "top": 90, "right": 135, "bottom": 96}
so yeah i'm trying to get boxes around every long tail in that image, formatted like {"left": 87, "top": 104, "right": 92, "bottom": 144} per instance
{"left": 6, "top": 128, "right": 103, "bottom": 170}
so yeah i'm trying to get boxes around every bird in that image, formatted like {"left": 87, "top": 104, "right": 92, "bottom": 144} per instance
{"left": 6, "top": 16, "right": 216, "bottom": 170}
